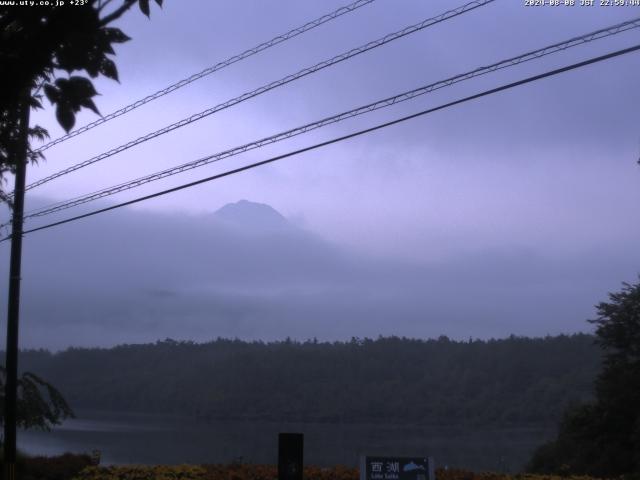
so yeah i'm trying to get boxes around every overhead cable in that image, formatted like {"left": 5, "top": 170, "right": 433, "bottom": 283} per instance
{"left": 21, "top": 16, "right": 640, "bottom": 220}
{"left": 23, "top": 0, "right": 495, "bottom": 192}
{"left": 33, "top": 0, "right": 378, "bottom": 153}
{"left": 6, "top": 42, "right": 638, "bottom": 241}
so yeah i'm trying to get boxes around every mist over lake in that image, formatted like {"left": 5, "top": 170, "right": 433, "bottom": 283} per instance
{"left": 2, "top": 199, "right": 638, "bottom": 350}
{"left": 19, "top": 410, "right": 554, "bottom": 472}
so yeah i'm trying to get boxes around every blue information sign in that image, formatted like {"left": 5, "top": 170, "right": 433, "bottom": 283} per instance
{"left": 360, "top": 456, "right": 434, "bottom": 480}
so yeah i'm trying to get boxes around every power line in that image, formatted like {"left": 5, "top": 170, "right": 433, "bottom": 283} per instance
{"left": 32, "top": 0, "right": 377, "bottom": 154}
{"left": 22, "top": 0, "right": 495, "bottom": 193}
{"left": 6, "top": 42, "right": 638, "bottom": 241}
{"left": 20, "top": 16, "right": 640, "bottom": 221}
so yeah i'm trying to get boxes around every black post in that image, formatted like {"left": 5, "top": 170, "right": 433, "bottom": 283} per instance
{"left": 278, "top": 433, "right": 304, "bottom": 480}
{"left": 3, "top": 93, "right": 30, "bottom": 480}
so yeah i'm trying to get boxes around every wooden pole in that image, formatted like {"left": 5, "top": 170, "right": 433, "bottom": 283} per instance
{"left": 4, "top": 91, "right": 30, "bottom": 480}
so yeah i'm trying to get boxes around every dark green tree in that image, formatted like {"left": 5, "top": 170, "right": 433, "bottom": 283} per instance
{"left": 0, "top": 0, "right": 163, "bottom": 204}
{"left": 529, "top": 279, "right": 640, "bottom": 477}
{"left": 0, "top": 0, "right": 163, "bottom": 459}
{"left": 0, "top": 367, "right": 73, "bottom": 431}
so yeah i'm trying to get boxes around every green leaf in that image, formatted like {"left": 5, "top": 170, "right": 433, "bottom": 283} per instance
{"left": 66, "top": 76, "right": 98, "bottom": 98}
{"left": 56, "top": 104, "right": 76, "bottom": 132}
{"left": 103, "top": 27, "right": 131, "bottom": 44}
{"left": 84, "top": 54, "right": 101, "bottom": 78}
{"left": 30, "top": 96, "right": 43, "bottom": 110}
{"left": 99, "top": 57, "right": 119, "bottom": 82}
{"left": 51, "top": 76, "right": 100, "bottom": 126}
{"left": 43, "top": 83, "right": 60, "bottom": 104}
{"left": 28, "top": 125, "right": 50, "bottom": 141}
{"left": 55, "top": 40, "right": 91, "bottom": 73}
{"left": 139, "top": 0, "right": 150, "bottom": 17}
{"left": 79, "top": 97, "right": 101, "bottom": 116}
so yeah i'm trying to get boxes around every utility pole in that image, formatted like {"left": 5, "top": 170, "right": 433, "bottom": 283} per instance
{"left": 4, "top": 91, "right": 31, "bottom": 480}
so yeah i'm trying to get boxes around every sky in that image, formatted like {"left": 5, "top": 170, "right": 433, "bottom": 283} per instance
{"left": 1, "top": 0, "right": 640, "bottom": 349}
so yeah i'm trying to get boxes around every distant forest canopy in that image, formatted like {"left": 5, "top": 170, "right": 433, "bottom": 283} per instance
{"left": 15, "top": 334, "right": 599, "bottom": 426}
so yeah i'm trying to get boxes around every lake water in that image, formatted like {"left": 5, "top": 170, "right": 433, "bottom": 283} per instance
{"left": 18, "top": 411, "right": 554, "bottom": 473}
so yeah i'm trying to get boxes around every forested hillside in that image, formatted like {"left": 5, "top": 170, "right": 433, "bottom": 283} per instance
{"left": 18, "top": 335, "right": 599, "bottom": 426}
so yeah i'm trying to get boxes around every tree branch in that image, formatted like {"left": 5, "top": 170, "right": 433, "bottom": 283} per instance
{"left": 99, "top": 0, "right": 137, "bottom": 26}
{"left": 98, "top": 0, "right": 116, "bottom": 13}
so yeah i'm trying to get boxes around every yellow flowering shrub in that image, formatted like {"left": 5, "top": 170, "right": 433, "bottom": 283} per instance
{"left": 73, "top": 464, "right": 605, "bottom": 480}
{"left": 435, "top": 470, "right": 602, "bottom": 480}
{"left": 73, "top": 465, "right": 207, "bottom": 480}
{"left": 201, "top": 464, "right": 362, "bottom": 480}
{"left": 202, "top": 464, "right": 276, "bottom": 480}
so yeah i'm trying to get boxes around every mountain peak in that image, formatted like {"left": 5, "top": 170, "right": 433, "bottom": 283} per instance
{"left": 213, "top": 200, "right": 288, "bottom": 232}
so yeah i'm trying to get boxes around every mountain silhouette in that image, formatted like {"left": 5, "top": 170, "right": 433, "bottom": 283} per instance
{"left": 213, "top": 199, "right": 289, "bottom": 233}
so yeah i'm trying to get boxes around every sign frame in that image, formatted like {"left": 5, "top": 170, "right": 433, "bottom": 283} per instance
{"left": 360, "top": 456, "right": 435, "bottom": 480}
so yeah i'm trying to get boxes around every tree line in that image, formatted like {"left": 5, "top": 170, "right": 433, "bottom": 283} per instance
{"left": 15, "top": 334, "right": 599, "bottom": 427}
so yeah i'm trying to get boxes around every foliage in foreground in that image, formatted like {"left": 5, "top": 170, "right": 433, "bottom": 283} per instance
{"left": 0, "top": 0, "right": 163, "bottom": 203}
{"left": 0, "top": 366, "right": 74, "bottom": 431}
{"left": 70, "top": 464, "right": 625, "bottom": 480}
{"left": 70, "top": 464, "right": 610, "bottom": 480}
{"left": 528, "top": 280, "right": 640, "bottom": 477}
{"left": 74, "top": 465, "right": 206, "bottom": 480}
{"left": 1, "top": 455, "right": 632, "bottom": 480}
{"left": 0, "top": 452, "right": 94, "bottom": 480}
{"left": 437, "top": 470, "right": 603, "bottom": 480}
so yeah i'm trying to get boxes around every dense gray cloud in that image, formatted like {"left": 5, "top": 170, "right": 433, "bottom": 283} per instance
{"left": 2, "top": 1, "right": 639, "bottom": 349}
{"left": 0, "top": 198, "right": 637, "bottom": 350}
